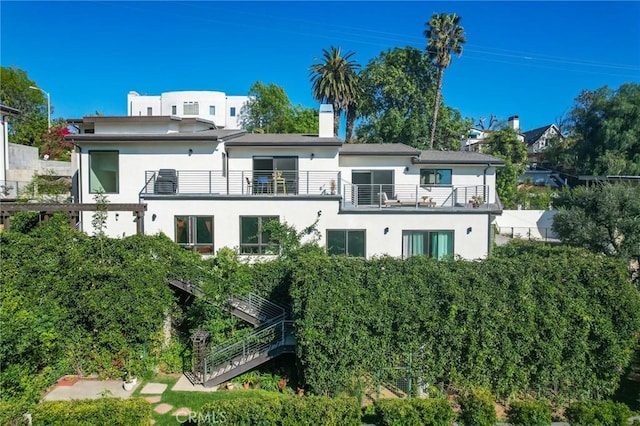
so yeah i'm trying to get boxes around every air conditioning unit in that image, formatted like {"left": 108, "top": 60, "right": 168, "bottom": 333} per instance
{"left": 154, "top": 169, "right": 177, "bottom": 194}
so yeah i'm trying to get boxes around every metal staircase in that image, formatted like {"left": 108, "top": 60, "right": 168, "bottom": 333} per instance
{"left": 200, "top": 320, "right": 295, "bottom": 387}
{"left": 168, "top": 279, "right": 295, "bottom": 387}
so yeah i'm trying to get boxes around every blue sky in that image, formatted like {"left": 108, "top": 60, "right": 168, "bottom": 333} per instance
{"left": 1, "top": 1, "right": 639, "bottom": 134}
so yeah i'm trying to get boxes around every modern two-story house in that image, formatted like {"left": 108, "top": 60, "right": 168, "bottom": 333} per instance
{"left": 66, "top": 106, "right": 504, "bottom": 260}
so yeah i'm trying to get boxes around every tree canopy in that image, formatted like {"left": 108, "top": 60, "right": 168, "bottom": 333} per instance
{"left": 240, "top": 81, "right": 318, "bottom": 134}
{"left": 0, "top": 66, "right": 48, "bottom": 147}
{"left": 552, "top": 182, "right": 640, "bottom": 269}
{"left": 544, "top": 83, "right": 640, "bottom": 176}
{"left": 356, "top": 46, "right": 470, "bottom": 149}
{"left": 484, "top": 127, "right": 528, "bottom": 208}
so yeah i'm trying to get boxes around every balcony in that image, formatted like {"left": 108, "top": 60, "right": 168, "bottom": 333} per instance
{"left": 140, "top": 170, "right": 341, "bottom": 197}
{"left": 341, "top": 183, "right": 496, "bottom": 211}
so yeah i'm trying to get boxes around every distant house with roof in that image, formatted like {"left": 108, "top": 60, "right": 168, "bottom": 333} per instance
{"left": 522, "top": 124, "right": 561, "bottom": 164}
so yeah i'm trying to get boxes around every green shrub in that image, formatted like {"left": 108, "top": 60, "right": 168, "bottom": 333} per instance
{"left": 30, "top": 398, "right": 151, "bottom": 425}
{"left": 200, "top": 399, "right": 281, "bottom": 425}
{"left": 374, "top": 398, "right": 455, "bottom": 426}
{"left": 508, "top": 400, "right": 552, "bottom": 426}
{"left": 458, "top": 388, "right": 497, "bottom": 426}
{"left": 0, "top": 400, "right": 32, "bottom": 426}
{"left": 565, "top": 400, "right": 634, "bottom": 426}
{"left": 201, "top": 396, "right": 360, "bottom": 426}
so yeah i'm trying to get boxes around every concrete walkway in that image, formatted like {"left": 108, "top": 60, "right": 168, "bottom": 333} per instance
{"left": 43, "top": 379, "right": 138, "bottom": 401}
{"left": 171, "top": 374, "right": 219, "bottom": 392}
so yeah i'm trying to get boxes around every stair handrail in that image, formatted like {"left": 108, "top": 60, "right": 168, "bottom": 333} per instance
{"left": 202, "top": 320, "right": 295, "bottom": 384}
{"left": 227, "top": 293, "right": 286, "bottom": 323}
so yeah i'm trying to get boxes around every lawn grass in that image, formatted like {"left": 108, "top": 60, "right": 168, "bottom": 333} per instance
{"left": 132, "top": 374, "right": 289, "bottom": 426}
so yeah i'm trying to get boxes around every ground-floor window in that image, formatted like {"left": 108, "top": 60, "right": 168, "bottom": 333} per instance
{"left": 175, "top": 216, "right": 214, "bottom": 253}
{"left": 402, "top": 230, "right": 454, "bottom": 259}
{"left": 240, "top": 216, "right": 279, "bottom": 254}
{"left": 326, "top": 229, "right": 366, "bottom": 257}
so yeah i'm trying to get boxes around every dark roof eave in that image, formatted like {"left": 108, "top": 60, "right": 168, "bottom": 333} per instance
{"left": 65, "top": 134, "right": 219, "bottom": 143}
{"left": 225, "top": 141, "right": 343, "bottom": 147}
{"left": 412, "top": 158, "right": 506, "bottom": 166}
{"left": 340, "top": 151, "right": 420, "bottom": 156}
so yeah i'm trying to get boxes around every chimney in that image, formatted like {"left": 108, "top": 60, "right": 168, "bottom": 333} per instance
{"left": 507, "top": 115, "right": 520, "bottom": 131}
{"left": 319, "top": 104, "right": 334, "bottom": 138}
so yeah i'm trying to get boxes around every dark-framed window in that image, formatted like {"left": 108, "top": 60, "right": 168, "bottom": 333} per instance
{"left": 240, "top": 216, "right": 279, "bottom": 254}
{"left": 420, "top": 169, "right": 452, "bottom": 186}
{"left": 171, "top": 105, "right": 177, "bottom": 115}
{"left": 89, "top": 150, "right": 119, "bottom": 193}
{"left": 230, "top": 107, "right": 236, "bottom": 117}
{"left": 252, "top": 156, "right": 298, "bottom": 194}
{"left": 402, "top": 230, "right": 454, "bottom": 259}
{"left": 352, "top": 170, "right": 394, "bottom": 205}
{"left": 175, "top": 216, "right": 214, "bottom": 254}
{"left": 326, "top": 229, "right": 366, "bottom": 257}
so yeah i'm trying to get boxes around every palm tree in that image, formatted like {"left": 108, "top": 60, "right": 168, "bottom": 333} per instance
{"left": 424, "top": 12, "right": 466, "bottom": 149}
{"left": 309, "top": 46, "right": 360, "bottom": 140}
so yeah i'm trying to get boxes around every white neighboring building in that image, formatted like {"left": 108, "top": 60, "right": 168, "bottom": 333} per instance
{"left": 66, "top": 106, "right": 505, "bottom": 261}
{"left": 127, "top": 90, "right": 250, "bottom": 130}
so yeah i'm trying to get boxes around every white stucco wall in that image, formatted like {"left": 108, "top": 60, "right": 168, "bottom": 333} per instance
{"left": 76, "top": 141, "right": 223, "bottom": 204}
{"left": 85, "top": 197, "right": 492, "bottom": 260}
{"left": 493, "top": 209, "right": 558, "bottom": 241}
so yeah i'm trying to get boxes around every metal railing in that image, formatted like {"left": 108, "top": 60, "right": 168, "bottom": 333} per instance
{"left": 342, "top": 184, "right": 490, "bottom": 209}
{"left": 227, "top": 293, "right": 286, "bottom": 324}
{"left": 140, "top": 170, "right": 340, "bottom": 196}
{"left": 202, "top": 320, "right": 295, "bottom": 384}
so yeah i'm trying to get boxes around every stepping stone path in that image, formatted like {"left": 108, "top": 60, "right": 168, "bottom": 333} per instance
{"left": 154, "top": 403, "right": 173, "bottom": 415}
{"left": 139, "top": 382, "right": 194, "bottom": 422}
{"left": 139, "top": 383, "right": 173, "bottom": 416}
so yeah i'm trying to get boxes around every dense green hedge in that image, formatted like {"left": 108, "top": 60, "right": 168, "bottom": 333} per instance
{"left": 0, "top": 216, "right": 224, "bottom": 400}
{"left": 30, "top": 398, "right": 151, "bottom": 425}
{"left": 287, "top": 241, "right": 640, "bottom": 400}
{"left": 507, "top": 400, "right": 552, "bottom": 426}
{"left": 199, "top": 396, "right": 360, "bottom": 425}
{"left": 458, "top": 387, "right": 498, "bottom": 426}
{"left": 373, "top": 398, "right": 455, "bottom": 425}
{"left": 565, "top": 400, "right": 635, "bottom": 426}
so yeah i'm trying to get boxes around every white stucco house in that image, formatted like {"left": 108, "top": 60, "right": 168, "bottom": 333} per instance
{"left": 65, "top": 106, "right": 505, "bottom": 260}
{"left": 127, "top": 90, "right": 250, "bottom": 130}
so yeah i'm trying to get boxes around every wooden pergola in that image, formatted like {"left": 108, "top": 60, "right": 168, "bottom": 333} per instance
{"left": 0, "top": 203, "right": 147, "bottom": 233}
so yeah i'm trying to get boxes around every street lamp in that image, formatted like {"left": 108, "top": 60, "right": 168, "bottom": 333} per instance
{"left": 29, "top": 85, "right": 51, "bottom": 130}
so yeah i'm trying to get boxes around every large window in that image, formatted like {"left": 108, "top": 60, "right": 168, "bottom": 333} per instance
{"left": 420, "top": 169, "right": 452, "bottom": 186}
{"left": 327, "top": 230, "right": 366, "bottom": 257}
{"left": 240, "top": 216, "right": 279, "bottom": 254}
{"left": 253, "top": 156, "right": 298, "bottom": 194}
{"left": 402, "top": 230, "right": 453, "bottom": 259}
{"left": 352, "top": 170, "right": 394, "bottom": 205}
{"left": 89, "top": 151, "right": 119, "bottom": 193}
{"left": 183, "top": 102, "right": 199, "bottom": 115}
{"left": 175, "top": 216, "right": 214, "bottom": 253}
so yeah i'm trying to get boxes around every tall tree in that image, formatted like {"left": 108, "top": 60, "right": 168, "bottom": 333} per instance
{"left": 240, "top": 81, "right": 317, "bottom": 134}
{"left": 485, "top": 127, "right": 528, "bottom": 208}
{"left": 0, "top": 66, "right": 48, "bottom": 147}
{"left": 570, "top": 83, "right": 640, "bottom": 176}
{"left": 309, "top": 46, "right": 361, "bottom": 141}
{"left": 424, "top": 12, "right": 466, "bottom": 149}
{"left": 356, "top": 46, "right": 470, "bottom": 149}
